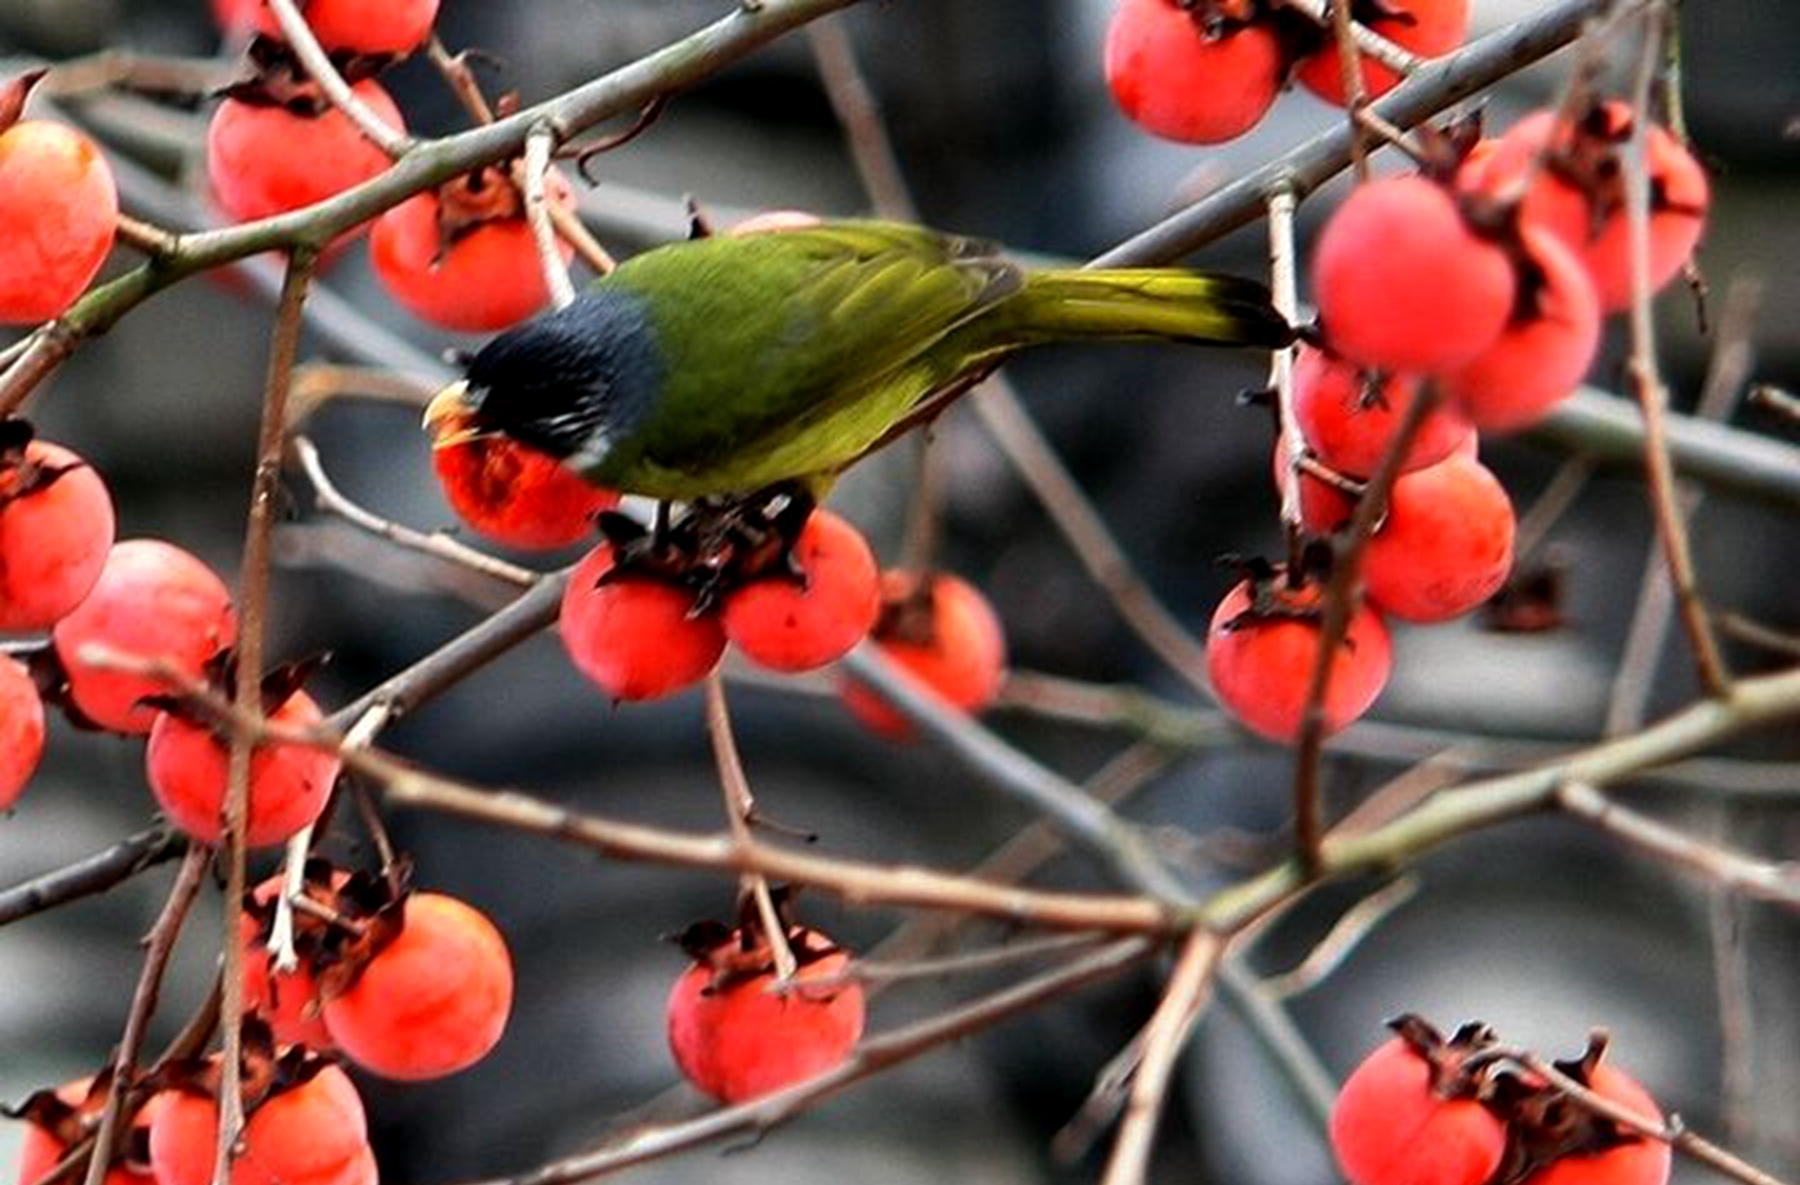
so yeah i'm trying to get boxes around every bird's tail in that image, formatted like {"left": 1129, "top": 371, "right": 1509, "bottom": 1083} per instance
{"left": 982, "top": 268, "right": 1294, "bottom": 352}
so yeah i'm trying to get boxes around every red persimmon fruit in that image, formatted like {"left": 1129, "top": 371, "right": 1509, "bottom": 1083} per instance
{"left": 148, "top": 1064, "right": 373, "bottom": 1185}
{"left": 0, "top": 656, "right": 45, "bottom": 811}
{"left": 839, "top": 570, "right": 1007, "bottom": 739}
{"left": 371, "top": 167, "right": 577, "bottom": 333}
{"left": 1469, "top": 101, "right": 1708, "bottom": 311}
{"left": 145, "top": 688, "right": 338, "bottom": 849}
{"left": 721, "top": 509, "right": 881, "bottom": 673}
{"left": 666, "top": 925, "right": 865, "bottom": 1103}
{"left": 213, "top": 0, "right": 439, "bottom": 56}
{"left": 0, "top": 83, "right": 118, "bottom": 324}
{"left": 14, "top": 1077, "right": 159, "bottom": 1185}
{"left": 0, "top": 427, "right": 115, "bottom": 632}
{"left": 1291, "top": 344, "right": 1474, "bottom": 478}
{"left": 1523, "top": 1063, "right": 1671, "bottom": 1185}
{"left": 1296, "top": 0, "right": 1469, "bottom": 104}
{"left": 1313, "top": 175, "right": 1516, "bottom": 373}
{"left": 1104, "top": 0, "right": 1282, "bottom": 144}
{"left": 559, "top": 544, "right": 725, "bottom": 701}
{"left": 52, "top": 539, "right": 237, "bottom": 734}
{"left": 322, "top": 891, "right": 513, "bottom": 1081}
{"left": 1206, "top": 569, "right": 1392, "bottom": 742}
{"left": 1441, "top": 225, "right": 1601, "bottom": 432}
{"left": 1330, "top": 1022, "right": 1507, "bottom": 1185}
{"left": 1363, "top": 453, "right": 1516, "bottom": 622}
{"left": 207, "top": 79, "right": 404, "bottom": 226}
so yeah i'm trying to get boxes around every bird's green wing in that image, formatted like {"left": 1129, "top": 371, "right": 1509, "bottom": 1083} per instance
{"left": 598, "top": 221, "right": 1019, "bottom": 495}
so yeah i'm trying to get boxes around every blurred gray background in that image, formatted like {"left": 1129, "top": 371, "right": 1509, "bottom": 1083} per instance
{"left": 2, "top": 1, "right": 1797, "bottom": 1182}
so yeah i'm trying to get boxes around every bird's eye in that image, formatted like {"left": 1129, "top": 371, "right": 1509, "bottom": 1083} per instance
{"left": 442, "top": 346, "right": 475, "bottom": 371}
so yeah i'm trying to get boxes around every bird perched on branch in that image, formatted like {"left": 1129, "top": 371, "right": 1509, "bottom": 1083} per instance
{"left": 424, "top": 219, "right": 1291, "bottom": 503}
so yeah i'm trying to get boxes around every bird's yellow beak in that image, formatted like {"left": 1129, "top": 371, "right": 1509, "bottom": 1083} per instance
{"left": 423, "top": 380, "right": 484, "bottom": 449}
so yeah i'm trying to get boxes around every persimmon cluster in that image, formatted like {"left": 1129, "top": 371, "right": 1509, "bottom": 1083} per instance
{"left": 520, "top": 489, "right": 1007, "bottom": 737}
{"left": 1207, "top": 98, "right": 1707, "bottom": 742}
{"left": 1104, "top": 0, "right": 1470, "bottom": 144}
{"left": 1332, "top": 1017, "right": 1671, "bottom": 1185}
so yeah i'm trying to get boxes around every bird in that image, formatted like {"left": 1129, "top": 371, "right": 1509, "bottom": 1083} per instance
{"left": 424, "top": 219, "right": 1292, "bottom": 504}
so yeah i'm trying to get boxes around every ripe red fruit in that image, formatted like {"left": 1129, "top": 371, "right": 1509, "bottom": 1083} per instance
{"left": 1470, "top": 102, "right": 1708, "bottom": 311}
{"left": 1330, "top": 1027, "right": 1507, "bottom": 1185}
{"left": 1363, "top": 454, "right": 1515, "bottom": 622}
{"left": 1313, "top": 175, "right": 1517, "bottom": 373}
{"left": 213, "top": 0, "right": 440, "bottom": 56}
{"left": 1206, "top": 570, "right": 1392, "bottom": 741}
{"left": 52, "top": 539, "right": 238, "bottom": 735}
{"left": 1523, "top": 1064, "right": 1671, "bottom": 1185}
{"left": 0, "top": 656, "right": 44, "bottom": 811}
{"left": 371, "top": 168, "right": 577, "bottom": 332}
{"left": 1291, "top": 344, "right": 1474, "bottom": 478}
{"left": 323, "top": 891, "right": 513, "bottom": 1081}
{"left": 1442, "top": 226, "right": 1601, "bottom": 432}
{"left": 1104, "top": 0, "right": 1282, "bottom": 144}
{"left": 0, "top": 100, "right": 119, "bottom": 324}
{"left": 240, "top": 872, "right": 339, "bottom": 1051}
{"left": 721, "top": 510, "right": 881, "bottom": 673}
{"left": 559, "top": 544, "right": 724, "bottom": 701}
{"left": 15, "top": 1077, "right": 159, "bottom": 1185}
{"left": 145, "top": 688, "right": 338, "bottom": 849}
{"left": 666, "top": 925, "right": 865, "bottom": 1103}
{"left": 839, "top": 570, "right": 1007, "bottom": 739}
{"left": 148, "top": 1065, "right": 373, "bottom": 1185}
{"left": 0, "top": 429, "right": 115, "bottom": 632}
{"left": 431, "top": 434, "right": 618, "bottom": 550}
{"left": 207, "top": 80, "right": 404, "bottom": 226}
{"left": 1296, "top": 0, "right": 1469, "bottom": 104}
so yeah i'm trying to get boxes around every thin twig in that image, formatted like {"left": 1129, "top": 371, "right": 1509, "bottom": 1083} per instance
{"left": 1604, "top": 280, "right": 1760, "bottom": 735}
{"left": 1330, "top": 0, "right": 1372, "bottom": 181}
{"left": 1557, "top": 782, "right": 1800, "bottom": 910}
{"left": 1268, "top": 185, "right": 1306, "bottom": 560}
{"left": 1619, "top": 7, "right": 1729, "bottom": 699}
{"left": 1269, "top": 0, "right": 1426, "bottom": 76}
{"left": 1291, "top": 382, "right": 1442, "bottom": 874}
{"left": 0, "top": 828, "right": 187, "bottom": 927}
{"left": 703, "top": 674, "right": 796, "bottom": 979}
{"left": 1748, "top": 384, "right": 1800, "bottom": 426}
{"left": 292, "top": 435, "right": 538, "bottom": 590}
{"left": 1715, "top": 614, "right": 1800, "bottom": 661}
{"left": 80, "top": 847, "right": 209, "bottom": 1185}
{"left": 1262, "top": 876, "right": 1420, "bottom": 997}
{"left": 215, "top": 247, "right": 318, "bottom": 1185}
{"left": 264, "top": 0, "right": 412, "bottom": 157}
{"left": 1098, "top": 930, "right": 1223, "bottom": 1185}
{"left": 524, "top": 123, "right": 577, "bottom": 310}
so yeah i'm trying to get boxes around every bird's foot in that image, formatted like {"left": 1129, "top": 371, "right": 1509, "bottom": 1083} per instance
{"left": 592, "top": 484, "right": 818, "bottom": 613}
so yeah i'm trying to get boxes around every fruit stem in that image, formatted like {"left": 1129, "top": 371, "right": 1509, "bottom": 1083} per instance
{"left": 264, "top": 0, "right": 413, "bottom": 158}
{"left": 703, "top": 673, "right": 799, "bottom": 981}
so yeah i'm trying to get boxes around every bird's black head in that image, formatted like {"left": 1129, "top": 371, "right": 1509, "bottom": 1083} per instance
{"left": 455, "top": 287, "right": 663, "bottom": 468}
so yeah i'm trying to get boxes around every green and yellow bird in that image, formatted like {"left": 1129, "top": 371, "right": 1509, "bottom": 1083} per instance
{"left": 425, "top": 220, "right": 1292, "bottom": 502}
